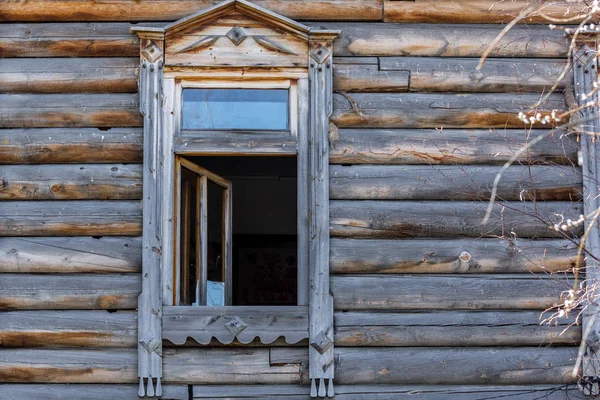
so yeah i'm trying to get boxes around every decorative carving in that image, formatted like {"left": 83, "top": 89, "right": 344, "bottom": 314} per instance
{"left": 253, "top": 36, "right": 297, "bottom": 55}
{"left": 226, "top": 26, "right": 247, "bottom": 46}
{"left": 141, "top": 41, "right": 163, "bottom": 63}
{"left": 139, "top": 333, "right": 161, "bottom": 355}
{"left": 310, "top": 329, "right": 333, "bottom": 354}
{"left": 224, "top": 316, "right": 248, "bottom": 337}
{"left": 176, "top": 35, "right": 219, "bottom": 54}
{"left": 310, "top": 44, "right": 330, "bottom": 64}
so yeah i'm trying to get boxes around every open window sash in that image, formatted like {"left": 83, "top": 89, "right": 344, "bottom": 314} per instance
{"left": 176, "top": 156, "right": 232, "bottom": 306}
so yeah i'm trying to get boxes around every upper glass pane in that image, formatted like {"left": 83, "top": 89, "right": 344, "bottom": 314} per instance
{"left": 182, "top": 89, "right": 289, "bottom": 131}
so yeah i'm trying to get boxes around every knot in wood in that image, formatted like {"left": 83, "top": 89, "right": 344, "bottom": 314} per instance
{"left": 459, "top": 251, "right": 472, "bottom": 262}
{"left": 0, "top": 179, "right": 3, "bottom": 188}
{"left": 50, "top": 184, "right": 62, "bottom": 193}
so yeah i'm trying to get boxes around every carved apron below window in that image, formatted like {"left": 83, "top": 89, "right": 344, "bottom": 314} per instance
{"left": 132, "top": 0, "right": 339, "bottom": 397}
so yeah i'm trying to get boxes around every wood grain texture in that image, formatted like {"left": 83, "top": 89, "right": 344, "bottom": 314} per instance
{"left": 330, "top": 274, "right": 569, "bottom": 310}
{"left": 330, "top": 201, "right": 583, "bottom": 238}
{"left": 0, "top": 201, "right": 142, "bottom": 237}
{"left": 0, "top": 311, "right": 137, "bottom": 348}
{"left": 0, "top": 94, "right": 142, "bottom": 128}
{"left": 192, "top": 384, "right": 586, "bottom": 399}
{"left": 0, "top": 164, "right": 142, "bottom": 200}
{"left": 0, "top": 58, "right": 138, "bottom": 93}
{"left": 324, "top": 23, "right": 569, "bottom": 58}
{"left": 1, "top": 0, "right": 383, "bottom": 22}
{"left": 380, "top": 57, "right": 570, "bottom": 93}
{"left": 0, "top": 128, "right": 143, "bottom": 164}
{"left": 330, "top": 238, "right": 579, "bottom": 274}
{"left": 331, "top": 93, "right": 566, "bottom": 129}
{"left": 0, "top": 23, "right": 139, "bottom": 58}
{"left": 333, "top": 64, "right": 409, "bottom": 92}
{"left": 0, "top": 237, "right": 141, "bottom": 274}
{"left": 2, "top": 22, "right": 569, "bottom": 59}
{"left": 383, "top": 0, "right": 589, "bottom": 24}
{"left": 271, "top": 347, "right": 578, "bottom": 385}
{"left": 329, "top": 129, "right": 579, "bottom": 165}
{"left": 163, "top": 348, "right": 301, "bottom": 384}
{"left": 0, "top": 349, "right": 138, "bottom": 383}
{"left": 0, "top": 384, "right": 188, "bottom": 400}
{"left": 0, "top": 274, "right": 140, "bottom": 310}
{"left": 334, "top": 311, "right": 580, "bottom": 347}
{"left": 330, "top": 165, "right": 582, "bottom": 201}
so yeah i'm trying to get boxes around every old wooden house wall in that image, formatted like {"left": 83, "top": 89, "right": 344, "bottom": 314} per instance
{"left": 0, "top": 1, "right": 586, "bottom": 398}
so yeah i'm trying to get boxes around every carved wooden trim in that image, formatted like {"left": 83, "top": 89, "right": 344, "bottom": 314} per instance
{"left": 575, "top": 45, "right": 600, "bottom": 397}
{"left": 163, "top": 306, "right": 309, "bottom": 345}
{"left": 137, "top": 38, "right": 165, "bottom": 398}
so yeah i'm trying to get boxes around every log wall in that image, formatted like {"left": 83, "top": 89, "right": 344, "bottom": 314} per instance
{"left": 0, "top": 1, "right": 583, "bottom": 399}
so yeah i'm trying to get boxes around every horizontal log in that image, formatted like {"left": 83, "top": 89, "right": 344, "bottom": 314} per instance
{"left": 380, "top": 57, "right": 570, "bottom": 93}
{"left": 0, "top": 274, "right": 140, "bottom": 310}
{"left": 270, "top": 347, "right": 578, "bottom": 385}
{"left": 0, "top": 349, "right": 137, "bottom": 383}
{"left": 0, "top": 237, "right": 141, "bottom": 273}
{"left": 0, "top": 164, "right": 143, "bottom": 200}
{"left": 330, "top": 201, "right": 582, "bottom": 238}
{"left": 0, "top": 311, "right": 136, "bottom": 347}
{"left": 0, "top": 94, "right": 142, "bottom": 128}
{"left": 383, "top": 0, "right": 588, "bottom": 24}
{"left": 333, "top": 64, "right": 409, "bottom": 92}
{"left": 331, "top": 93, "right": 566, "bottom": 129}
{"left": 330, "top": 274, "right": 569, "bottom": 310}
{"left": 0, "top": 384, "right": 187, "bottom": 400}
{"left": 334, "top": 311, "right": 580, "bottom": 347}
{"left": 330, "top": 238, "right": 580, "bottom": 274}
{"left": 0, "top": 128, "right": 143, "bottom": 164}
{"left": 0, "top": 0, "right": 383, "bottom": 22}
{"left": 330, "top": 165, "right": 582, "bottom": 201}
{"left": 1, "top": 23, "right": 569, "bottom": 59}
{"left": 326, "top": 23, "right": 569, "bottom": 58}
{"left": 0, "top": 201, "right": 142, "bottom": 237}
{"left": 163, "top": 348, "right": 301, "bottom": 384}
{"left": 192, "top": 384, "right": 583, "bottom": 399}
{"left": 0, "top": 23, "right": 139, "bottom": 58}
{"left": 0, "top": 58, "right": 138, "bottom": 93}
{"left": 330, "top": 129, "right": 579, "bottom": 165}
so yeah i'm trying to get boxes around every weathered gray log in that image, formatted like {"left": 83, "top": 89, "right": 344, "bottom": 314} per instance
{"left": 270, "top": 347, "right": 578, "bottom": 385}
{"left": 330, "top": 201, "right": 583, "bottom": 238}
{"left": 333, "top": 64, "right": 409, "bottom": 92}
{"left": 0, "top": 384, "right": 188, "bottom": 400}
{"left": 0, "top": 311, "right": 137, "bottom": 347}
{"left": 0, "top": 164, "right": 142, "bottom": 200}
{"left": 331, "top": 93, "right": 566, "bottom": 129}
{"left": 1, "top": 0, "right": 383, "bottom": 22}
{"left": 330, "top": 129, "right": 578, "bottom": 165}
{"left": 380, "top": 57, "right": 570, "bottom": 93}
{"left": 334, "top": 311, "right": 580, "bottom": 347}
{"left": 0, "top": 201, "right": 141, "bottom": 237}
{"left": 174, "top": 135, "right": 298, "bottom": 155}
{"left": 330, "top": 238, "right": 580, "bottom": 274}
{"left": 0, "top": 128, "right": 143, "bottom": 164}
{"left": 330, "top": 165, "right": 582, "bottom": 201}
{"left": 0, "top": 94, "right": 142, "bottom": 128}
{"left": 330, "top": 274, "right": 569, "bottom": 310}
{"left": 383, "top": 0, "right": 588, "bottom": 24}
{"left": 323, "top": 23, "right": 569, "bottom": 58}
{"left": 192, "top": 384, "right": 584, "bottom": 399}
{"left": 1, "top": 23, "right": 569, "bottom": 59}
{"left": 0, "top": 237, "right": 141, "bottom": 273}
{"left": 0, "top": 23, "right": 138, "bottom": 58}
{"left": 0, "top": 274, "right": 140, "bottom": 310}
{"left": 0, "top": 349, "right": 138, "bottom": 383}
{"left": 0, "top": 58, "right": 138, "bottom": 93}
{"left": 163, "top": 348, "right": 301, "bottom": 384}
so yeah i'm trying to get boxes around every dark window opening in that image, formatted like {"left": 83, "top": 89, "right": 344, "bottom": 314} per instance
{"left": 177, "top": 155, "right": 297, "bottom": 307}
